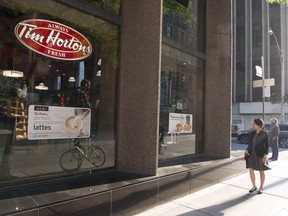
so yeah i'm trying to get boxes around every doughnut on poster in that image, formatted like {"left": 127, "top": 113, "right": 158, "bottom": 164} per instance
{"left": 28, "top": 105, "right": 91, "bottom": 140}
{"left": 168, "top": 113, "right": 193, "bottom": 134}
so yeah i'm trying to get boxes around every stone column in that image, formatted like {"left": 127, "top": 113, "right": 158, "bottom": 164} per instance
{"left": 205, "top": 0, "right": 232, "bottom": 158}
{"left": 117, "top": 0, "right": 162, "bottom": 175}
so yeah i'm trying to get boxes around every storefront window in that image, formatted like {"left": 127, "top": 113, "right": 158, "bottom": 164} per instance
{"left": 0, "top": 1, "right": 119, "bottom": 185}
{"left": 159, "top": 44, "right": 204, "bottom": 160}
{"left": 159, "top": 0, "right": 205, "bottom": 161}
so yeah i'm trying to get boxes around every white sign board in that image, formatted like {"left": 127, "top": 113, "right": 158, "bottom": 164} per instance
{"left": 255, "top": 65, "right": 263, "bottom": 77}
{"left": 28, "top": 105, "right": 91, "bottom": 140}
{"left": 168, "top": 113, "right": 193, "bottom": 134}
{"left": 264, "top": 87, "right": 271, "bottom": 97}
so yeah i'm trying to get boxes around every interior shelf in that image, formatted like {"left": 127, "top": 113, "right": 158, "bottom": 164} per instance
{"left": 0, "top": 98, "right": 27, "bottom": 140}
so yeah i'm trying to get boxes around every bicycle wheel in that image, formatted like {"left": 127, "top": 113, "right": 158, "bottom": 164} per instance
{"left": 89, "top": 146, "right": 106, "bottom": 167}
{"left": 59, "top": 149, "right": 82, "bottom": 172}
{"left": 159, "top": 137, "right": 167, "bottom": 155}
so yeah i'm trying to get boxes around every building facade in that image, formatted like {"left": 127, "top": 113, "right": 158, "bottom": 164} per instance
{"left": 233, "top": 0, "right": 288, "bottom": 131}
{"left": 0, "top": 0, "right": 232, "bottom": 215}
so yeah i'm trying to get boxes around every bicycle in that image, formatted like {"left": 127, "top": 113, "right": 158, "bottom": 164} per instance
{"left": 158, "top": 132, "right": 167, "bottom": 155}
{"left": 59, "top": 138, "right": 106, "bottom": 172}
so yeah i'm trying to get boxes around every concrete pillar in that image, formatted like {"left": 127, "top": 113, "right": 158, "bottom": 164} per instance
{"left": 205, "top": 0, "right": 232, "bottom": 158}
{"left": 117, "top": 0, "right": 162, "bottom": 175}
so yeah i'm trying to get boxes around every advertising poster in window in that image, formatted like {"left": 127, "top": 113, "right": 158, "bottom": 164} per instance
{"left": 28, "top": 105, "right": 91, "bottom": 140}
{"left": 168, "top": 113, "right": 193, "bottom": 133}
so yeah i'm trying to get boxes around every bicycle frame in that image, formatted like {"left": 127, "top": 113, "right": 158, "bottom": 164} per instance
{"left": 74, "top": 144, "right": 94, "bottom": 164}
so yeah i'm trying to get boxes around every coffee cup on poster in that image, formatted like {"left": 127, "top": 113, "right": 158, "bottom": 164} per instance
{"left": 64, "top": 115, "right": 83, "bottom": 137}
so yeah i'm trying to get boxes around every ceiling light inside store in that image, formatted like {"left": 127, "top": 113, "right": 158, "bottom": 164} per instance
{"left": 68, "top": 77, "right": 76, "bottom": 82}
{"left": 35, "top": 83, "right": 48, "bottom": 90}
{"left": 97, "top": 58, "right": 101, "bottom": 66}
{"left": 3, "top": 70, "right": 24, "bottom": 78}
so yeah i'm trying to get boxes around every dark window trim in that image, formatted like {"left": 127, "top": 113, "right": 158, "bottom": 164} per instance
{"left": 56, "top": 0, "right": 121, "bottom": 25}
{"left": 162, "top": 39, "right": 206, "bottom": 61}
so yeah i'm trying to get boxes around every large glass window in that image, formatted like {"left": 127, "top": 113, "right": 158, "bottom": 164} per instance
{"left": 235, "top": 63, "right": 246, "bottom": 102}
{"left": 252, "top": 24, "right": 262, "bottom": 49}
{"left": 0, "top": 1, "right": 119, "bottom": 185}
{"left": 159, "top": 44, "right": 204, "bottom": 160}
{"left": 252, "top": 0, "right": 262, "bottom": 15}
{"left": 236, "top": 0, "right": 245, "bottom": 17}
{"left": 159, "top": 0, "right": 205, "bottom": 161}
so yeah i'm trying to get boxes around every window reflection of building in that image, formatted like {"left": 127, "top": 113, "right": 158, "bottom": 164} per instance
{"left": 160, "top": 47, "right": 201, "bottom": 158}
{"left": 167, "top": 24, "right": 174, "bottom": 38}
{"left": 160, "top": 0, "right": 205, "bottom": 160}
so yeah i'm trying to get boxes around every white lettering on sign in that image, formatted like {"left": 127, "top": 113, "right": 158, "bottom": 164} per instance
{"left": 14, "top": 19, "right": 92, "bottom": 60}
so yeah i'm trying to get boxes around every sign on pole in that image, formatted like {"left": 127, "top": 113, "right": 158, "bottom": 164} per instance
{"left": 264, "top": 87, "right": 271, "bottom": 97}
{"left": 255, "top": 65, "right": 263, "bottom": 77}
{"left": 253, "top": 78, "right": 275, "bottom": 88}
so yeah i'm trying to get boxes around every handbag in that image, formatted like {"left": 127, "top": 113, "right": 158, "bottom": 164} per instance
{"left": 244, "top": 154, "right": 249, "bottom": 168}
{"left": 263, "top": 158, "right": 271, "bottom": 170}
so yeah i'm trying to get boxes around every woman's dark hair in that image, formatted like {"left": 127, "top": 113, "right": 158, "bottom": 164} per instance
{"left": 254, "top": 118, "right": 264, "bottom": 128}
{"left": 81, "top": 79, "right": 90, "bottom": 88}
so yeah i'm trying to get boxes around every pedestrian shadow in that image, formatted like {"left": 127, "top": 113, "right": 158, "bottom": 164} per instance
{"left": 178, "top": 193, "right": 256, "bottom": 216}
{"left": 177, "top": 165, "right": 288, "bottom": 216}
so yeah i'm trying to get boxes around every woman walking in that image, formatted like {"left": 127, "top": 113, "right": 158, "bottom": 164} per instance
{"left": 244, "top": 118, "right": 270, "bottom": 194}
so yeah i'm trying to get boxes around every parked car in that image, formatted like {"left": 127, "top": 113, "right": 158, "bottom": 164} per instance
{"left": 237, "top": 123, "right": 288, "bottom": 148}
{"left": 231, "top": 124, "right": 239, "bottom": 137}
{"left": 236, "top": 129, "right": 251, "bottom": 144}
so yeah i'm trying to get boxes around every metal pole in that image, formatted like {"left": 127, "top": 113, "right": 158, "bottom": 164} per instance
{"left": 280, "top": 49, "right": 285, "bottom": 123}
{"left": 280, "top": 2, "right": 286, "bottom": 123}
{"left": 261, "top": 56, "right": 265, "bottom": 121}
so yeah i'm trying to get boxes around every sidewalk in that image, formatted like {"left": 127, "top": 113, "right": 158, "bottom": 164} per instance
{"left": 136, "top": 147, "right": 288, "bottom": 216}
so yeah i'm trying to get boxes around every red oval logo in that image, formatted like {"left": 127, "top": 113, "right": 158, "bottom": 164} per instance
{"left": 14, "top": 19, "right": 92, "bottom": 60}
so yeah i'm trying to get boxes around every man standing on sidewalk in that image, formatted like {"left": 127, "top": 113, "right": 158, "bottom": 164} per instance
{"left": 269, "top": 118, "right": 279, "bottom": 161}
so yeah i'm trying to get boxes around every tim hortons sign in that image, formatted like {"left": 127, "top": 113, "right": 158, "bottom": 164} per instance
{"left": 14, "top": 19, "right": 92, "bottom": 60}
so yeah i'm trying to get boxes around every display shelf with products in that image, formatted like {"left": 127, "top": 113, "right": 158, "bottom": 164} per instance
{"left": 0, "top": 98, "right": 27, "bottom": 140}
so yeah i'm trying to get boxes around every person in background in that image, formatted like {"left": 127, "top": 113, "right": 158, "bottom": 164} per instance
{"left": 66, "top": 79, "right": 91, "bottom": 108}
{"left": 268, "top": 118, "right": 279, "bottom": 161}
{"left": 78, "top": 79, "right": 91, "bottom": 108}
{"left": 244, "top": 118, "right": 270, "bottom": 194}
